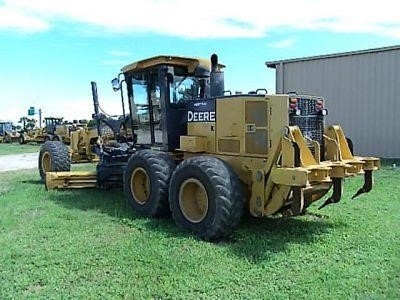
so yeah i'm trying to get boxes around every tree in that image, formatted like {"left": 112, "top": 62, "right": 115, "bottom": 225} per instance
{"left": 19, "top": 117, "right": 36, "bottom": 131}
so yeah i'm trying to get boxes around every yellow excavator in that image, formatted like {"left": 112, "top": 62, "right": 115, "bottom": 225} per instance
{"left": 39, "top": 54, "right": 380, "bottom": 240}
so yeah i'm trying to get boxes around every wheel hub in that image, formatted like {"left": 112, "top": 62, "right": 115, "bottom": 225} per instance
{"left": 130, "top": 167, "right": 150, "bottom": 204}
{"left": 42, "top": 152, "right": 52, "bottom": 173}
{"left": 179, "top": 178, "right": 208, "bottom": 223}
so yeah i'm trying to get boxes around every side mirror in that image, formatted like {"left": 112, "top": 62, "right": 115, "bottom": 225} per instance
{"left": 111, "top": 78, "right": 120, "bottom": 91}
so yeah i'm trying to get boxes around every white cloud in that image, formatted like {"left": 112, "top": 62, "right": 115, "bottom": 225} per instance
{"left": 267, "top": 38, "right": 296, "bottom": 49}
{"left": 1, "top": 0, "right": 400, "bottom": 39}
{"left": 0, "top": 6, "right": 48, "bottom": 32}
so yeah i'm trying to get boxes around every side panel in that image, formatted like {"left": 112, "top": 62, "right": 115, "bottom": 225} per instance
{"left": 183, "top": 95, "right": 290, "bottom": 157}
{"left": 216, "top": 96, "right": 273, "bottom": 157}
{"left": 266, "top": 95, "right": 289, "bottom": 153}
{"left": 216, "top": 98, "right": 244, "bottom": 154}
{"left": 186, "top": 122, "right": 216, "bottom": 152}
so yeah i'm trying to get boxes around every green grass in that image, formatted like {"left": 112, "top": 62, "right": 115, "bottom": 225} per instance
{"left": 0, "top": 168, "right": 399, "bottom": 299}
{"left": 0, "top": 143, "right": 40, "bottom": 155}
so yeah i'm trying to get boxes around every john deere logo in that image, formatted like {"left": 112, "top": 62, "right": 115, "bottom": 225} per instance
{"left": 187, "top": 111, "right": 215, "bottom": 122}
{"left": 187, "top": 99, "right": 216, "bottom": 123}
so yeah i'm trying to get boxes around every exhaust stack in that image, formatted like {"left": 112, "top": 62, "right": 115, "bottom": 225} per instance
{"left": 210, "top": 54, "right": 224, "bottom": 97}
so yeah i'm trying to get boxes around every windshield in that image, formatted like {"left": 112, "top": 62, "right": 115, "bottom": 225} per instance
{"left": 1, "top": 123, "right": 12, "bottom": 131}
{"left": 169, "top": 75, "right": 199, "bottom": 104}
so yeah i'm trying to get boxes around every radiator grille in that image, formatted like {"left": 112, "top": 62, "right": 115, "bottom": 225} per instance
{"left": 289, "top": 115, "right": 324, "bottom": 157}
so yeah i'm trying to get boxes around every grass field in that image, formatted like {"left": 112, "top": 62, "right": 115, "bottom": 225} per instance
{"left": 0, "top": 143, "right": 40, "bottom": 155}
{"left": 0, "top": 167, "right": 399, "bottom": 299}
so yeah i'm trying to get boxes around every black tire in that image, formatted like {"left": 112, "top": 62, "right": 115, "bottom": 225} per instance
{"left": 52, "top": 135, "right": 60, "bottom": 141}
{"left": 38, "top": 141, "right": 71, "bottom": 181}
{"left": 19, "top": 135, "right": 25, "bottom": 144}
{"left": 44, "top": 135, "right": 51, "bottom": 142}
{"left": 124, "top": 150, "right": 175, "bottom": 217}
{"left": 169, "top": 156, "right": 245, "bottom": 241}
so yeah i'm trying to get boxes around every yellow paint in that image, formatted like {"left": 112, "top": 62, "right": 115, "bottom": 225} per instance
{"left": 46, "top": 171, "right": 97, "bottom": 189}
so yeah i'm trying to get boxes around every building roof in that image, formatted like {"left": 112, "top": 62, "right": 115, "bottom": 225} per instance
{"left": 266, "top": 45, "right": 400, "bottom": 68}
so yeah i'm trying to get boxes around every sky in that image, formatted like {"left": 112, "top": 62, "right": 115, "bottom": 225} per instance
{"left": 0, "top": 0, "right": 399, "bottom": 124}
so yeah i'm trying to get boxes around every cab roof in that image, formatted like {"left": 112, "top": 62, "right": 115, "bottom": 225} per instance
{"left": 44, "top": 117, "right": 63, "bottom": 120}
{"left": 121, "top": 55, "right": 225, "bottom": 74}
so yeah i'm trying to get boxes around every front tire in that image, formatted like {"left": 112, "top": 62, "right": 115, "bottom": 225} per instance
{"left": 19, "top": 135, "right": 26, "bottom": 144}
{"left": 38, "top": 141, "right": 71, "bottom": 181}
{"left": 169, "top": 156, "right": 245, "bottom": 241}
{"left": 124, "top": 150, "right": 175, "bottom": 217}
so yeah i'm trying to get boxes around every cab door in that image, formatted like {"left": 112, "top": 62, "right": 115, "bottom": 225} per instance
{"left": 162, "top": 69, "right": 200, "bottom": 151}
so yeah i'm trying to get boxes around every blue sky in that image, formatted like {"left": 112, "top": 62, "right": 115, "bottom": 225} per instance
{"left": 0, "top": 0, "right": 399, "bottom": 123}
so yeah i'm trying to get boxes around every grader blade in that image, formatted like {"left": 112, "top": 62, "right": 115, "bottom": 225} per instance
{"left": 351, "top": 170, "right": 373, "bottom": 199}
{"left": 318, "top": 178, "right": 343, "bottom": 210}
{"left": 45, "top": 171, "right": 97, "bottom": 190}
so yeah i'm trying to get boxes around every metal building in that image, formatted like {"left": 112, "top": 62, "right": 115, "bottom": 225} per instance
{"left": 266, "top": 45, "right": 400, "bottom": 158}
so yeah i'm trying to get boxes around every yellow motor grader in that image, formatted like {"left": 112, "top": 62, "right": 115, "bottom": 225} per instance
{"left": 19, "top": 117, "right": 66, "bottom": 144}
{"left": 0, "top": 121, "right": 20, "bottom": 143}
{"left": 39, "top": 54, "right": 380, "bottom": 240}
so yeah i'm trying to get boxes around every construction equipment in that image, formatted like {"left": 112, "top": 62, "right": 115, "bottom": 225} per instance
{"left": 0, "top": 121, "right": 20, "bottom": 143}
{"left": 19, "top": 117, "right": 65, "bottom": 144}
{"left": 68, "top": 125, "right": 100, "bottom": 163}
{"left": 38, "top": 110, "right": 135, "bottom": 177}
{"left": 40, "top": 54, "right": 380, "bottom": 240}
{"left": 38, "top": 125, "right": 101, "bottom": 180}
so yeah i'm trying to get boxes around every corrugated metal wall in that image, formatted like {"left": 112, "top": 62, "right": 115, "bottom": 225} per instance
{"left": 274, "top": 48, "right": 400, "bottom": 158}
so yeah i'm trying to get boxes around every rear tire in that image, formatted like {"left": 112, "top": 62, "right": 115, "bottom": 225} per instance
{"left": 124, "top": 150, "right": 175, "bottom": 217}
{"left": 169, "top": 156, "right": 245, "bottom": 241}
{"left": 38, "top": 141, "right": 71, "bottom": 181}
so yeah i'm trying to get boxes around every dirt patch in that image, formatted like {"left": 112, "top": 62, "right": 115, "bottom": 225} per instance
{"left": 0, "top": 152, "right": 39, "bottom": 172}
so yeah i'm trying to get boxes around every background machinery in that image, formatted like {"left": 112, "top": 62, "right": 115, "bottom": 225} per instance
{"left": 19, "top": 117, "right": 65, "bottom": 144}
{"left": 39, "top": 54, "right": 380, "bottom": 240}
{"left": 0, "top": 121, "right": 20, "bottom": 143}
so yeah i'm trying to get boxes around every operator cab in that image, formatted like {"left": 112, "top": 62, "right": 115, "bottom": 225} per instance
{"left": 44, "top": 117, "right": 63, "bottom": 134}
{"left": 0, "top": 122, "right": 13, "bottom": 136}
{"left": 112, "top": 55, "right": 224, "bottom": 151}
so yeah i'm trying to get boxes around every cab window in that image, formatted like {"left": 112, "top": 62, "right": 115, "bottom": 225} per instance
{"left": 169, "top": 76, "right": 198, "bottom": 104}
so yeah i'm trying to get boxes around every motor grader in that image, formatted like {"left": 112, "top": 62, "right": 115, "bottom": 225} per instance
{"left": 39, "top": 54, "right": 380, "bottom": 240}
{"left": 19, "top": 117, "right": 99, "bottom": 164}
{"left": 19, "top": 117, "right": 65, "bottom": 144}
{"left": 0, "top": 121, "right": 20, "bottom": 143}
